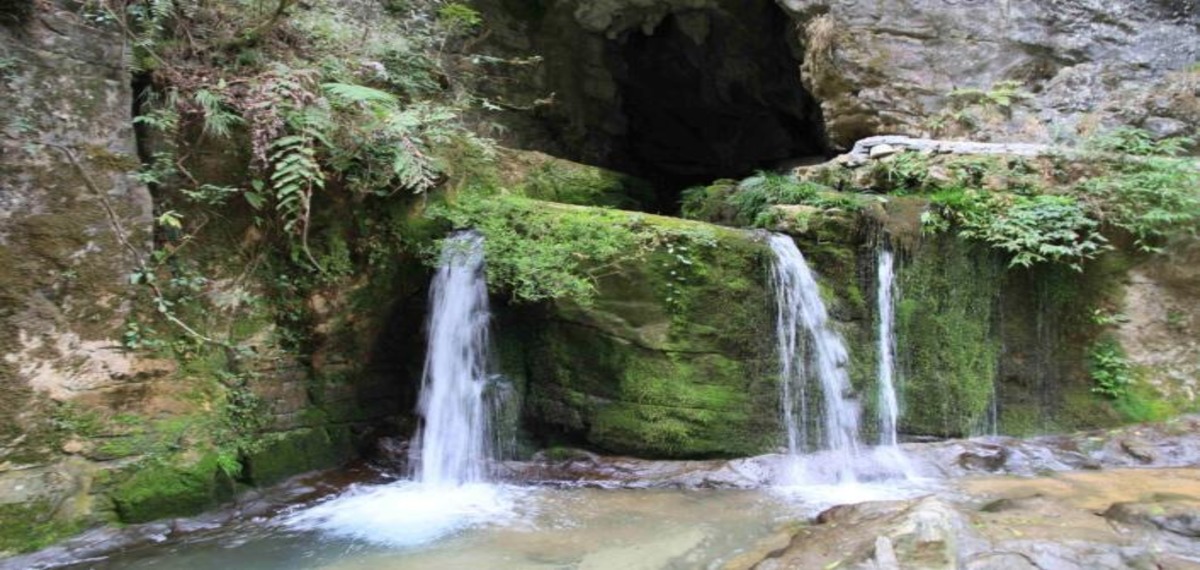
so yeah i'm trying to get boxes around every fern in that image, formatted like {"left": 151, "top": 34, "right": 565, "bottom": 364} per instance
{"left": 193, "top": 89, "right": 241, "bottom": 138}
{"left": 268, "top": 134, "right": 323, "bottom": 231}
{"left": 322, "top": 82, "right": 399, "bottom": 106}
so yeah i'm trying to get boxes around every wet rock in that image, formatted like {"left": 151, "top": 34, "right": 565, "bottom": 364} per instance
{"left": 372, "top": 436, "right": 411, "bottom": 472}
{"left": 750, "top": 498, "right": 966, "bottom": 570}
{"left": 497, "top": 454, "right": 771, "bottom": 489}
{"left": 1119, "top": 438, "right": 1157, "bottom": 464}
{"left": 957, "top": 444, "right": 1010, "bottom": 472}
{"left": 1104, "top": 499, "right": 1200, "bottom": 538}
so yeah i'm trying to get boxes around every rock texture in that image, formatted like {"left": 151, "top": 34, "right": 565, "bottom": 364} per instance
{"left": 780, "top": 0, "right": 1200, "bottom": 148}
{"left": 494, "top": 204, "right": 781, "bottom": 458}
{"left": 0, "top": 3, "right": 156, "bottom": 548}
{"left": 1, "top": 2, "right": 151, "bottom": 457}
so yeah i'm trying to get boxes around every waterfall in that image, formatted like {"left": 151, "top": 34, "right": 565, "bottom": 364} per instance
{"left": 875, "top": 249, "right": 901, "bottom": 447}
{"left": 287, "top": 231, "right": 525, "bottom": 547}
{"left": 769, "top": 234, "right": 862, "bottom": 482}
{"left": 411, "top": 231, "right": 494, "bottom": 486}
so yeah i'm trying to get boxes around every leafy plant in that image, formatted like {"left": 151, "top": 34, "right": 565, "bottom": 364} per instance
{"left": 940, "top": 192, "right": 1109, "bottom": 270}
{"left": 875, "top": 151, "right": 931, "bottom": 192}
{"left": 728, "top": 171, "right": 827, "bottom": 226}
{"left": 1081, "top": 129, "right": 1200, "bottom": 251}
{"left": 1084, "top": 127, "right": 1192, "bottom": 157}
{"left": 929, "top": 80, "right": 1033, "bottom": 134}
{"left": 946, "top": 80, "right": 1031, "bottom": 111}
{"left": 1089, "top": 338, "right": 1132, "bottom": 399}
{"left": 436, "top": 3, "right": 483, "bottom": 34}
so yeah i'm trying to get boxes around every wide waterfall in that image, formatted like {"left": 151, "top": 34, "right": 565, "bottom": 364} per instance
{"left": 410, "top": 230, "right": 494, "bottom": 486}
{"left": 876, "top": 249, "right": 901, "bottom": 447}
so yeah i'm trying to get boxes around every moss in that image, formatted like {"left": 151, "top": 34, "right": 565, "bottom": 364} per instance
{"left": 110, "top": 453, "right": 235, "bottom": 523}
{"left": 515, "top": 209, "right": 778, "bottom": 458}
{"left": 516, "top": 158, "right": 654, "bottom": 210}
{"left": 242, "top": 427, "right": 355, "bottom": 486}
{"left": 897, "top": 236, "right": 1002, "bottom": 437}
{"left": 0, "top": 500, "right": 84, "bottom": 555}
{"left": 1113, "top": 375, "right": 1182, "bottom": 423}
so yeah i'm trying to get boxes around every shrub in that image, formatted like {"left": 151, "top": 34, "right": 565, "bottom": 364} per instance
{"left": 1089, "top": 338, "right": 1132, "bottom": 399}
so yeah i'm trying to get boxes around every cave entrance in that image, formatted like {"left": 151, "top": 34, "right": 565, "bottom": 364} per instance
{"left": 602, "top": 1, "right": 828, "bottom": 211}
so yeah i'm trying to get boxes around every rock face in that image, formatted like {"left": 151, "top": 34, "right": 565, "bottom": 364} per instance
{"left": 0, "top": 3, "right": 156, "bottom": 549}
{"left": 478, "top": 0, "right": 1198, "bottom": 170}
{"left": 1, "top": 1, "right": 152, "bottom": 457}
{"left": 780, "top": 0, "right": 1200, "bottom": 148}
{"left": 473, "top": 0, "right": 828, "bottom": 202}
{"left": 493, "top": 204, "right": 781, "bottom": 458}
{"left": 0, "top": 3, "right": 417, "bottom": 552}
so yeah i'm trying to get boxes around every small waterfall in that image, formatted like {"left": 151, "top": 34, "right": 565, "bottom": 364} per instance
{"left": 411, "top": 231, "right": 494, "bottom": 486}
{"left": 875, "top": 249, "right": 901, "bottom": 447}
{"left": 769, "top": 235, "right": 862, "bottom": 483}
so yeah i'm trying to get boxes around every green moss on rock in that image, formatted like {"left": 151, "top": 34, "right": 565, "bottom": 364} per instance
{"left": 516, "top": 157, "right": 655, "bottom": 210}
{"left": 510, "top": 206, "right": 779, "bottom": 458}
{"left": 110, "top": 454, "right": 235, "bottom": 524}
{"left": 243, "top": 427, "right": 355, "bottom": 487}
{"left": 897, "top": 236, "right": 1002, "bottom": 437}
{"left": 0, "top": 500, "right": 83, "bottom": 556}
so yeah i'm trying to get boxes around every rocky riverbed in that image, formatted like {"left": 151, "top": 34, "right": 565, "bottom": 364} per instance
{"left": 3, "top": 417, "right": 1198, "bottom": 570}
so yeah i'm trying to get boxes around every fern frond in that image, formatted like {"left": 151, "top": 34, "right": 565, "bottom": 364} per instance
{"left": 322, "top": 82, "right": 399, "bottom": 106}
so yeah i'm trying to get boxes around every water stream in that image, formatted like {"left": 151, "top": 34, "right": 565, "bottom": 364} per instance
{"left": 768, "top": 234, "right": 863, "bottom": 484}
{"left": 876, "top": 248, "right": 900, "bottom": 448}
{"left": 768, "top": 235, "right": 914, "bottom": 485}
{"left": 284, "top": 231, "right": 521, "bottom": 549}
{"left": 409, "top": 230, "right": 493, "bottom": 486}
{"left": 44, "top": 233, "right": 936, "bottom": 570}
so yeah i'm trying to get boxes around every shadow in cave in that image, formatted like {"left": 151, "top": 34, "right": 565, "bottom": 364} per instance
{"left": 604, "top": 2, "right": 828, "bottom": 211}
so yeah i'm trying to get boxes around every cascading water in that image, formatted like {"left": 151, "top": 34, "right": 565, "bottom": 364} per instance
{"left": 769, "top": 234, "right": 862, "bottom": 484}
{"left": 410, "top": 230, "right": 493, "bottom": 486}
{"left": 287, "top": 231, "right": 525, "bottom": 547}
{"left": 875, "top": 249, "right": 901, "bottom": 447}
{"left": 769, "top": 235, "right": 916, "bottom": 487}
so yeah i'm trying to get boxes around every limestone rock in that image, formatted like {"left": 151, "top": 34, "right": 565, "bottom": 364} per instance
{"left": 779, "top": 0, "right": 1200, "bottom": 147}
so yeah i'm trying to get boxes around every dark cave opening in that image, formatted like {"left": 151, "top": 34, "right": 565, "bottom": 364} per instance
{"left": 602, "top": 2, "right": 828, "bottom": 211}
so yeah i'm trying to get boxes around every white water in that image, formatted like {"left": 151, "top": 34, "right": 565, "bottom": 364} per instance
{"left": 769, "top": 235, "right": 863, "bottom": 484}
{"left": 876, "top": 249, "right": 901, "bottom": 447}
{"left": 410, "top": 230, "right": 493, "bottom": 486}
{"left": 286, "top": 231, "right": 523, "bottom": 548}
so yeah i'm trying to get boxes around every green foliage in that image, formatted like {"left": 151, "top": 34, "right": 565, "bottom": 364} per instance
{"left": 429, "top": 195, "right": 720, "bottom": 305}
{"left": 929, "top": 80, "right": 1033, "bottom": 133}
{"left": 946, "top": 80, "right": 1032, "bottom": 110}
{"left": 727, "top": 172, "right": 829, "bottom": 226}
{"left": 1080, "top": 155, "right": 1200, "bottom": 252}
{"left": 436, "top": 2, "right": 483, "bottom": 34}
{"left": 0, "top": 55, "right": 17, "bottom": 78}
{"left": 954, "top": 194, "right": 1109, "bottom": 270}
{"left": 874, "top": 151, "right": 931, "bottom": 192}
{"left": 1084, "top": 126, "right": 1193, "bottom": 157}
{"left": 266, "top": 134, "right": 324, "bottom": 235}
{"left": 1088, "top": 338, "right": 1132, "bottom": 399}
